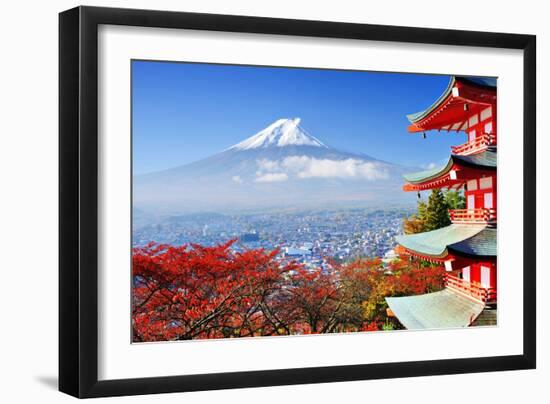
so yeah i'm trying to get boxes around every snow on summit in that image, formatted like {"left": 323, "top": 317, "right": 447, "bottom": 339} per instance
{"left": 229, "top": 118, "right": 328, "bottom": 150}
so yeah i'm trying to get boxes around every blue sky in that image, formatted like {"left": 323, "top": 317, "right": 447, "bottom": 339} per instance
{"left": 132, "top": 60, "right": 465, "bottom": 175}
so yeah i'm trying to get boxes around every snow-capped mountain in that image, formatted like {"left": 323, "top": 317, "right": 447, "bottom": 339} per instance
{"left": 228, "top": 118, "right": 327, "bottom": 150}
{"left": 134, "top": 118, "right": 413, "bottom": 214}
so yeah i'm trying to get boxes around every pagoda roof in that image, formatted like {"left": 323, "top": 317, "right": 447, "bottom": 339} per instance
{"left": 395, "top": 224, "right": 495, "bottom": 259}
{"left": 404, "top": 164, "right": 453, "bottom": 184}
{"left": 406, "top": 77, "right": 457, "bottom": 123}
{"left": 386, "top": 289, "right": 485, "bottom": 329}
{"left": 460, "top": 77, "right": 497, "bottom": 88}
{"left": 453, "top": 148, "right": 497, "bottom": 167}
{"left": 403, "top": 149, "right": 497, "bottom": 185}
{"left": 448, "top": 227, "right": 497, "bottom": 257}
{"left": 407, "top": 76, "right": 497, "bottom": 133}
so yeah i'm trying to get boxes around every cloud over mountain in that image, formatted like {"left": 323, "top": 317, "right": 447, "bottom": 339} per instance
{"left": 134, "top": 118, "right": 412, "bottom": 214}
{"left": 254, "top": 156, "right": 389, "bottom": 182}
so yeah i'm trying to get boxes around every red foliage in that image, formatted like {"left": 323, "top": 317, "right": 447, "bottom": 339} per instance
{"left": 280, "top": 267, "right": 342, "bottom": 334}
{"left": 132, "top": 241, "right": 445, "bottom": 341}
{"left": 132, "top": 240, "right": 299, "bottom": 341}
{"left": 360, "top": 322, "right": 379, "bottom": 332}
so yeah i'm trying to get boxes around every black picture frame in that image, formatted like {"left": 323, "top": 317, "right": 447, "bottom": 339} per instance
{"left": 59, "top": 5, "right": 536, "bottom": 398}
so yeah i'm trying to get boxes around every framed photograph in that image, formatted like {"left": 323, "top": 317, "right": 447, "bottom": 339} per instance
{"left": 59, "top": 6, "right": 536, "bottom": 398}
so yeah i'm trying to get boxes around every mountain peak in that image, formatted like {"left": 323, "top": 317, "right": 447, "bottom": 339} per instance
{"left": 229, "top": 118, "right": 328, "bottom": 150}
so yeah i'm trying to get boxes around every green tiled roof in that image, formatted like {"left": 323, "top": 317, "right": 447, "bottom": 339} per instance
{"left": 403, "top": 149, "right": 497, "bottom": 184}
{"left": 453, "top": 150, "right": 497, "bottom": 168}
{"left": 396, "top": 224, "right": 487, "bottom": 257}
{"left": 403, "top": 161, "right": 452, "bottom": 183}
{"left": 386, "top": 289, "right": 485, "bottom": 329}
{"left": 448, "top": 227, "right": 497, "bottom": 257}
{"left": 407, "top": 76, "right": 497, "bottom": 124}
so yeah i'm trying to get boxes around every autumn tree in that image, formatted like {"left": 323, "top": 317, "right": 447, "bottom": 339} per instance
{"left": 132, "top": 241, "right": 353, "bottom": 340}
{"left": 132, "top": 241, "right": 447, "bottom": 341}
{"left": 338, "top": 257, "right": 385, "bottom": 329}
{"left": 403, "top": 200, "right": 427, "bottom": 234}
{"left": 281, "top": 267, "right": 346, "bottom": 334}
{"left": 338, "top": 256, "right": 445, "bottom": 328}
{"left": 132, "top": 240, "right": 300, "bottom": 341}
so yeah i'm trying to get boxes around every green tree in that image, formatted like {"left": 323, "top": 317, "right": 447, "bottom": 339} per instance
{"left": 424, "top": 189, "right": 451, "bottom": 231}
{"left": 417, "top": 200, "right": 427, "bottom": 220}
{"left": 444, "top": 189, "right": 466, "bottom": 209}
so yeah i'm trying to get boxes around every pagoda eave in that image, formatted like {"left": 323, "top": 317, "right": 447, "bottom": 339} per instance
{"left": 399, "top": 246, "right": 493, "bottom": 270}
{"left": 395, "top": 224, "right": 489, "bottom": 259}
{"left": 403, "top": 175, "right": 464, "bottom": 192}
{"left": 402, "top": 150, "right": 497, "bottom": 192}
{"left": 398, "top": 246, "right": 449, "bottom": 262}
{"left": 453, "top": 83, "right": 497, "bottom": 106}
{"left": 386, "top": 289, "right": 486, "bottom": 329}
{"left": 406, "top": 76, "right": 497, "bottom": 134}
{"left": 403, "top": 166, "right": 494, "bottom": 192}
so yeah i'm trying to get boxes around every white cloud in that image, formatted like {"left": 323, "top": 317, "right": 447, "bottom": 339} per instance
{"left": 255, "top": 172, "right": 289, "bottom": 183}
{"left": 254, "top": 156, "right": 388, "bottom": 181}
{"left": 231, "top": 175, "right": 243, "bottom": 184}
{"left": 256, "top": 159, "right": 280, "bottom": 171}
{"left": 281, "top": 156, "right": 388, "bottom": 180}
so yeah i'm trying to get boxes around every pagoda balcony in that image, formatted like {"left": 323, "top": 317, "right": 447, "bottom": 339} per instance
{"left": 451, "top": 133, "right": 496, "bottom": 156}
{"left": 445, "top": 273, "right": 497, "bottom": 304}
{"left": 449, "top": 208, "right": 496, "bottom": 224}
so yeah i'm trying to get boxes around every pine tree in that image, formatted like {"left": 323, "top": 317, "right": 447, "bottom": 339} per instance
{"left": 444, "top": 189, "right": 466, "bottom": 210}
{"left": 424, "top": 189, "right": 451, "bottom": 231}
{"left": 417, "top": 200, "right": 428, "bottom": 220}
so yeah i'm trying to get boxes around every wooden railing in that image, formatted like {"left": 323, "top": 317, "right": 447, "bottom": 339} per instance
{"left": 451, "top": 133, "right": 496, "bottom": 156}
{"left": 445, "top": 273, "right": 497, "bottom": 304}
{"left": 449, "top": 208, "right": 496, "bottom": 224}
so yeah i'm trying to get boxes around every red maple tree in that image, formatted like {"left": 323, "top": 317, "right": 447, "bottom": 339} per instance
{"left": 132, "top": 242, "right": 445, "bottom": 341}
{"left": 132, "top": 240, "right": 304, "bottom": 341}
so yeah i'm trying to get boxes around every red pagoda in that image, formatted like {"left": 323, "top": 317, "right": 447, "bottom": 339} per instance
{"left": 386, "top": 76, "right": 497, "bottom": 329}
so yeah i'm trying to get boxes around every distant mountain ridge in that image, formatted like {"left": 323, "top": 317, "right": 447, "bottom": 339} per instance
{"left": 134, "top": 118, "right": 414, "bottom": 214}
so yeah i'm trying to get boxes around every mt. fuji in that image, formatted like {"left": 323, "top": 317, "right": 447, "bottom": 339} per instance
{"left": 228, "top": 118, "right": 327, "bottom": 150}
{"left": 134, "top": 118, "right": 413, "bottom": 214}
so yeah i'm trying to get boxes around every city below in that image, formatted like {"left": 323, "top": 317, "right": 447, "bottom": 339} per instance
{"left": 133, "top": 207, "right": 413, "bottom": 269}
